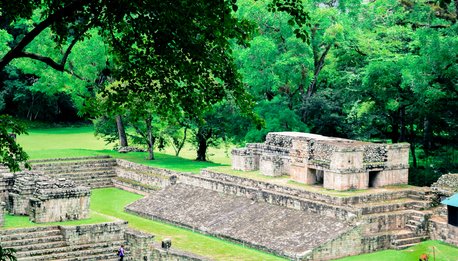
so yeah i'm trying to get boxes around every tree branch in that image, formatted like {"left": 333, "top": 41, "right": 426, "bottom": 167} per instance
{"left": 0, "top": 0, "right": 87, "bottom": 71}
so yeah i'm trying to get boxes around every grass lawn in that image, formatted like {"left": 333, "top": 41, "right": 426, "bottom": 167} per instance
{"left": 2, "top": 211, "right": 114, "bottom": 229}
{"left": 333, "top": 240, "right": 458, "bottom": 261}
{"left": 17, "top": 126, "right": 229, "bottom": 173}
{"left": 91, "top": 187, "right": 286, "bottom": 261}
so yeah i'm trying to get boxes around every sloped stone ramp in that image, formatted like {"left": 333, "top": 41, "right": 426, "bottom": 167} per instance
{"left": 126, "top": 184, "right": 352, "bottom": 259}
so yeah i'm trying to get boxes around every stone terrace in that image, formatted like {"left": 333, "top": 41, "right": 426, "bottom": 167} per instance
{"left": 126, "top": 184, "right": 352, "bottom": 259}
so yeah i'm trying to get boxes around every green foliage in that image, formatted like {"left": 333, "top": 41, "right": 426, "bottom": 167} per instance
{"left": 335, "top": 240, "right": 458, "bottom": 261}
{"left": 3, "top": 212, "right": 113, "bottom": 229}
{"left": 0, "top": 245, "right": 16, "bottom": 261}
{"left": 0, "top": 115, "right": 29, "bottom": 171}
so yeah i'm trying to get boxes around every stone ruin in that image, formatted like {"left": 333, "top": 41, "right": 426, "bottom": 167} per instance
{"left": 6, "top": 171, "right": 90, "bottom": 223}
{"left": 232, "top": 132, "right": 410, "bottom": 190}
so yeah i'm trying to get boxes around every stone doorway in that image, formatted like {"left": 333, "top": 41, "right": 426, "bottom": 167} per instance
{"left": 310, "top": 169, "right": 324, "bottom": 186}
{"left": 368, "top": 171, "right": 380, "bottom": 188}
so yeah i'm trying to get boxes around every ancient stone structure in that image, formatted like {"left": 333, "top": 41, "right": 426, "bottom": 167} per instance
{"left": 2, "top": 156, "right": 457, "bottom": 261}
{"left": 232, "top": 132, "right": 410, "bottom": 190}
{"left": 432, "top": 173, "right": 458, "bottom": 197}
{"left": 7, "top": 172, "right": 90, "bottom": 223}
{"left": 0, "top": 201, "right": 4, "bottom": 227}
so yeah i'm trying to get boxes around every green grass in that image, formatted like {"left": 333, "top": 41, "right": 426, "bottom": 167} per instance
{"left": 91, "top": 187, "right": 286, "bottom": 261}
{"left": 2, "top": 211, "right": 114, "bottom": 229}
{"left": 333, "top": 240, "right": 458, "bottom": 261}
{"left": 17, "top": 126, "right": 228, "bottom": 173}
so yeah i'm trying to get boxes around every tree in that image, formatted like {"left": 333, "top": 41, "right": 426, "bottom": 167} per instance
{"left": 0, "top": 246, "right": 16, "bottom": 261}
{"left": 0, "top": 0, "right": 310, "bottom": 168}
{"left": 0, "top": 115, "right": 29, "bottom": 172}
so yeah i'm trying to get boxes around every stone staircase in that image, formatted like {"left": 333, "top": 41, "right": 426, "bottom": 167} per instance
{"left": 198, "top": 169, "right": 436, "bottom": 251}
{"left": 390, "top": 229, "right": 429, "bottom": 250}
{"left": 355, "top": 189, "right": 433, "bottom": 250}
{"left": 0, "top": 226, "right": 125, "bottom": 261}
{"left": 30, "top": 156, "right": 117, "bottom": 188}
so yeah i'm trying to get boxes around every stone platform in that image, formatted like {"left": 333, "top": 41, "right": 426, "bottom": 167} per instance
{"left": 126, "top": 184, "right": 351, "bottom": 259}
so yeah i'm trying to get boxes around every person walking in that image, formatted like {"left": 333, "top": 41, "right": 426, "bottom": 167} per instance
{"left": 117, "top": 245, "right": 125, "bottom": 261}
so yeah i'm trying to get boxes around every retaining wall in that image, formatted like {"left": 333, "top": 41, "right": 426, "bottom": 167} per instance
{"left": 429, "top": 217, "right": 458, "bottom": 246}
{"left": 125, "top": 229, "right": 207, "bottom": 261}
{"left": 306, "top": 224, "right": 391, "bottom": 260}
{"left": 60, "top": 221, "right": 127, "bottom": 247}
{"left": 116, "top": 160, "right": 356, "bottom": 221}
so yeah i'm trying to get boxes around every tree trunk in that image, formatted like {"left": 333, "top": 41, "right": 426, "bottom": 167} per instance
{"left": 115, "top": 115, "right": 128, "bottom": 147}
{"left": 409, "top": 123, "right": 417, "bottom": 168}
{"left": 195, "top": 128, "right": 209, "bottom": 161}
{"left": 391, "top": 116, "right": 400, "bottom": 143}
{"left": 399, "top": 107, "right": 407, "bottom": 142}
{"left": 410, "top": 141, "right": 417, "bottom": 169}
{"left": 145, "top": 116, "right": 155, "bottom": 160}
{"left": 173, "top": 127, "right": 187, "bottom": 156}
{"left": 423, "top": 117, "right": 432, "bottom": 154}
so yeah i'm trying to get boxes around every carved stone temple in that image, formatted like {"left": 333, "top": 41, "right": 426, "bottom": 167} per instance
{"left": 232, "top": 132, "right": 410, "bottom": 190}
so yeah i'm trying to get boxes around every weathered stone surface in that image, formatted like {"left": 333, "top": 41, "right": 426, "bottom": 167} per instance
{"left": 0, "top": 201, "right": 4, "bottom": 227}
{"left": 232, "top": 132, "right": 409, "bottom": 190}
{"left": 126, "top": 184, "right": 352, "bottom": 259}
{"left": 431, "top": 173, "right": 458, "bottom": 196}
{"left": 429, "top": 216, "right": 458, "bottom": 246}
{"left": 118, "top": 146, "right": 146, "bottom": 153}
{"left": 7, "top": 171, "right": 90, "bottom": 223}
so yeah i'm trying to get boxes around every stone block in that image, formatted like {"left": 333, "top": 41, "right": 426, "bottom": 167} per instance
{"left": 0, "top": 201, "right": 4, "bottom": 227}
{"left": 260, "top": 154, "right": 288, "bottom": 176}
{"left": 232, "top": 132, "right": 409, "bottom": 190}
{"left": 386, "top": 144, "right": 410, "bottom": 168}
{"left": 373, "top": 169, "right": 408, "bottom": 187}
{"left": 324, "top": 172, "right": 368, "bottom": 191}
{"left": 329, "top": 149, "right": 364, "bottom": 172}
{"left": 231, "top": 148, "right": 259, "bottom": 171}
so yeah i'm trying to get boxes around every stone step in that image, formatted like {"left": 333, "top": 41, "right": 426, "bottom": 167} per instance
{"left": 31, "top": 158, "right": 116, "bottom": 165}
{"left": 29, "top": 156, "right": 112, "bottom": 163}
{"left": 13, "top": 240, "right": 67, "bottom": 253}
{"left": 35, "top": 165, "right": 116, "bottom": 174}
{"left": 113, "top": 178, "right": 161, "bottom": 193}
{"left": 407, "top": 219, "right": 422, "bottom": 226}
{"left": 357, "top": 199, "right": 425, "bottom": 215}
{"left": 48, "top": 169, "right": 117, "bottom": 177}
{"left": 86, "top": 180, "right": 115, "bottom": 188}
{"left": 393, "top": 236, "right": 429, "bottom": 250}
{"left": 391, "top": 229, "right": 416, "bottom": 240}
{"left": 17, "top": 240, "right": 125, "bottom": 259}
{"left": 49, "top": 175, "right": 116, "bottom": 183}
{"left": 1, "top": 235, "right": 63, "bottom": 247}
{"left": 405, "top": 224, "right": 418, "bottom": 231}
{"left": 0, "top": 226, "right": 60, "bottom": 236}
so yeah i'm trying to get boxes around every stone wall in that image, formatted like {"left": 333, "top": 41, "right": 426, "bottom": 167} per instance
{"left": 431, "top": 173, "right": 458, "bottom": 196}
{"left": 201, "top": 169, "right": 415, "bottom": 205}
{"left": 306, "top": 224, "right": 391, "bottom": 261}
{"left": 0, "top": 201, "right": 4, "bottom": 227}
{"left": 115, "top": 160, "right": 357, "bottom": 220}
{"left": 0, "top": 173, "right": 13, "bottom": 203}
{"left": 7, "top": 172, "right": 90, "bottom": 223}
{"left": 115, "top": 159, "right": 178, "bottom": 190}
{"left": 232, "top": 132, "right": 410, "bottom": 190}
{"left": 60, "top": 221, "right": 127, "bottom": 246}
{"left": 125, "top": 229, "right": 207, "bottom": 261}
{"left": 428, "top": 217, "right": 458, "bottom": 246}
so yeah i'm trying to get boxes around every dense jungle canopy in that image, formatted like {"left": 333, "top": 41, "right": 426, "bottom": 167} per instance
{"left": 0, "top": 0, "right": 457, "bottom": 185}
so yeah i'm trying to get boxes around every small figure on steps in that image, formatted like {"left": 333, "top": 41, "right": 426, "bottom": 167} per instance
{"left": 117, "top": 245, "right": 125, "bottom": 261}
